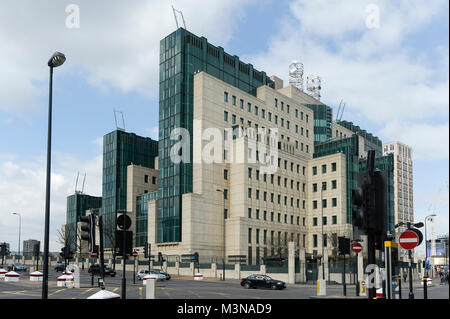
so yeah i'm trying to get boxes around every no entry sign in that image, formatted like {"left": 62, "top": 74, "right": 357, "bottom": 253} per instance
{"left": 352, "top": 242, "right": 362, "bottom": 254}
{"left": 399, "top": 230, "right": 419, "bottom": 250}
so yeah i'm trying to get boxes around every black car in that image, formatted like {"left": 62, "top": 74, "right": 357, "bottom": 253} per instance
{"left": 240, "top": 274, "right": 286, "bottom": 290}
{"left": 88, "top": 264, "right": 116, "bottom": 277}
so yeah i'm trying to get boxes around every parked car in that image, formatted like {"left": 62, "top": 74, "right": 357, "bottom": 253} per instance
{"left": 136, "top": 269, "right": 166, "bottom": 281}
{"left": 54, "top": 262, "right": 65, "bottom": 272}
{"left": 240, "top": 274, "right": 286, "bottom": 290}
{"left": 152, "top": 269, "right": 171, "bottom": 280}
{"left": 88, "top": 264, "right": 116, "bottom": 277}
{"left": 7, "top": 263, "right": 27, "bottom": 272}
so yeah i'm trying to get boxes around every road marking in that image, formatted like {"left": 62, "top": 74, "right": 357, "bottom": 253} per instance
{"left": 49, "top": 288, "right": 66, "bottom": 296}
{"left": 80, "top": 288, "right": 94, "bottom": 295}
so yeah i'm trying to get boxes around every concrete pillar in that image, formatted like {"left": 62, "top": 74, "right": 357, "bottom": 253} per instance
{"left": 288, "top": 242, "right": 295, "bottom": 284}
{"left": 260, "top": 264, "right": 266, "bottom": 275}
{"left": 357, "top": 252, "right": 364, "bottom": 282}
{"left": 175, "top": 261, "right": 180, "bottom": 276}
{"left": 235, "top": 263, "right": 241, "bottom": 280}
{"left": 298, "top": 248, "right": 306, "bottom": 283}
{"left": 323, "top": 250, "right": 329, "bottom": 281}
{"left": 211, "top": 263, "right": 217, "bottom": 279}
{"left": 163, "top": 260, "right": 168, "bottom": 272}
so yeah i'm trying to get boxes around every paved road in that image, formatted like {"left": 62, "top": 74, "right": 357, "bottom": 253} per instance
{"left": 0, "top": 269, "right": 448, "bottom": 299}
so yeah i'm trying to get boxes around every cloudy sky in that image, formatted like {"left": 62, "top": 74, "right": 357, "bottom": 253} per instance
{"left": 0, "top": 0, "right": 448, "bottom": 255}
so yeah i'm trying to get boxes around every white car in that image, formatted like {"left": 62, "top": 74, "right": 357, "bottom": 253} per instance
{"left": 137, "top": 269, "right": 166, "bottom": 281}
{"left": 421, "top": 277, "right": 433, "bottom": 287}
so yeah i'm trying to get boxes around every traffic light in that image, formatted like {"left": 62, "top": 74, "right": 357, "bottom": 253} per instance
{"left": 338, "top": 237, "right": 350, "bottom": 255}
{"left": 60, "top": 246, "right": 70, "bottom": 259}
{"left": 80, "top": 214, "right": 96, "bottom": 252}
{"left": 115, "top": 211, "right": 133, "bottom": 257}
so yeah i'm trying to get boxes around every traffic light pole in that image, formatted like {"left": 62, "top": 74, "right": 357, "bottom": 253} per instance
{"left": 98, "top": 215, "right": 105, "bottom": 287}
{"left": 408, "top": 249, "right": 414, "bottom": 299}
{"left": 121, "top": 211, "right": 127, "bottom": 299}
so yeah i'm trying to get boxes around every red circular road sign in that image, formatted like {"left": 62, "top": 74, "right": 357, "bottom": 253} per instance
{"left": 352, "top": 242, "right": 362, "bottom": 254}
{"left": 399, "top": 230, "right": 419, "bottom": 250}
{"left": 90, "top": 252, "right": 97, "bottom": 258}
{"left": 132, "top": 251, "right": 138, "bottom": 258}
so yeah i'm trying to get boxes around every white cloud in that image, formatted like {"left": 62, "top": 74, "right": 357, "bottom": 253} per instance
{"left": 243, "top": 0, "right": 449, "bottom": 161}
{"left": 0, "top": 0, "right": 255, "bottom": 113}
{"left": 0, "top": 153, "right": 102, "bottom": 252}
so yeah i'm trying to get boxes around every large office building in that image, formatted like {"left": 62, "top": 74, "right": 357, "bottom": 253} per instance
{"left": 102, "top": 129, "right": 158, "bottom": 247}
{"left": 22, "top": 239, "right": 40, "bottom": 257}
{"left": 138, "top": 28, "right": 395, "bottom": 263}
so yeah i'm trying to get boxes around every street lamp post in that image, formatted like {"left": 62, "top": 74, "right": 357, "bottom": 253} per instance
{"left": 424, "top": 214, "right": 436, "bottom": 299}
{"left": 12, "top": 213, "right": 21, "bottom": 257}
{"left": 42, "top": 52, "right": 66, "bottom": 300}
{"left": 216, "top": 189, "right": 226, "bottom": 281}
{"left": 424, "top": 214, "right": 436, "bottom": 277}
{"left": 320, "top": 183, "right": 325, "bottom": 280}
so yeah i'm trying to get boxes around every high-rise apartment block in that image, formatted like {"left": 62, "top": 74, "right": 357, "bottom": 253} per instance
{"left": 382, "top": 142, "right": 414, "bottom": 238}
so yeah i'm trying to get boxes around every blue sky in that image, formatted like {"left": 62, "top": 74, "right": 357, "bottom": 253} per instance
{"left": 0, "top": 0, "right": 448, "bottom": 254}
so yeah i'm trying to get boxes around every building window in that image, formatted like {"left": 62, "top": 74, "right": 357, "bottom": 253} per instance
{"left": 313, "top": 183, "right": 318, "bottom": 192}
{"left": 224, "top": 169, "right": 228, "bottom": 180}
{"left": 248, "top": 188, "right": 252, "bottom": 198}
{"left": 224, "top": 92, "right": 228, "bottom": 102}
{"left": 232, "top": 95, "right": 236, "bottom": 105}
{"left": 248, "top": 103, "right": 252, "bottom": 112}
{"left": 332, "top": 198, "right": 337, "bottom": 207}
{"left": 313, "top": 217, "right": 318, "bottom": 226}
{"left": 322, "top": 182, "right": 327, "bottom": 191}
{"left": 313, "top": 200, "right": 318, "bottom": 209}
{"left": 322, "top": 165, "right": 327, "bottom": 174}
{"left": 224, "top": 189, "right": 228, "bottom": 200}
{"left": 144, "top": 175, "right": 149, "bottom": 183}
{"left": 256, "top": 209, "right": 260, "bottom": 220}
{"left": 323, "top": 217, "right": 327, "bottom": 226}
{"left": 248, "top": 168, "right": 252, "bottom": 178}
{"left": 332, "top": 162, "right": 337, "bottom": 172}
{"left": 322, "top": 199, "right": 327, "bottom": 208}
{"left": 313, "top": 235, "right": 318, "bottom": 247}
{"left": 152, "top": 176, "right": 156, "bottom": 184}
{"left": 332, "top": 180, "right": 337, "bottom": 189}
{"left": 224, "top": 111, "right": 228, "bottom": 121}
{"left": 248, "top": 228, "right": 252, "bottom": 243}
{"left": 248, "top": 208, "right": 252, "bottom": 219}
{"left": 240, "top": 99, "right": 244, "bottom": 109}
{"left": 332, "top": 216, "right": 337, "bottom": 224}
{"left": 312, "top": 166, "right": 317, "bottom": 175}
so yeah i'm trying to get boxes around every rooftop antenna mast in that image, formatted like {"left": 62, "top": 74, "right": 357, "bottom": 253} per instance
{"left": 306, "top": 74, "right": 322, "bottom": 101}
{"left": 172, "top": 5, "right": 186, "bottom": 29}
{"left": 289, "top": 61, "right": 304, "bottom": 91}
{"left": 114, "top": 109, "right": 125, "bottom": 131}
{"left": 75, "top": 172, "right": 80, "bottom": 194}
{"left": 336, "top": 100, "right": 346, "bottom": 122}
{"left": 81, "top": 172, "right": 86, "bottom": 194}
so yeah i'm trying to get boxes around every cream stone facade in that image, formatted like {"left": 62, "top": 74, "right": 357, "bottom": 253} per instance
{"left": 126, "top": 164, "right": 158, "bottom": 247}
{"left": 146, "top": 71, "right": 354, "bottom": 263}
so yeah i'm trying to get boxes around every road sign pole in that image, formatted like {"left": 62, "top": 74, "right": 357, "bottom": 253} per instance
{"left": 408, "top": 249, "right": 414, "bottom": 299}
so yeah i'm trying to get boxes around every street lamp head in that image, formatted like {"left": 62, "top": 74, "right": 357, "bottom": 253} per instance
{"left": 413, "top": 222, "right": 424, "bottom": 228}
{"left": 48, "top": 52, "right": 66, "bottom": 67}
